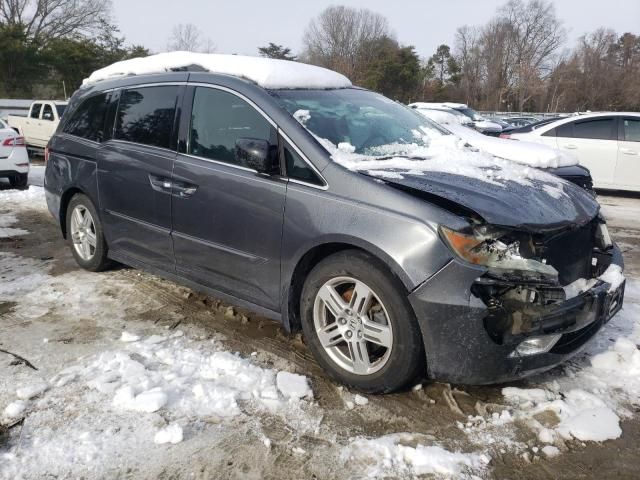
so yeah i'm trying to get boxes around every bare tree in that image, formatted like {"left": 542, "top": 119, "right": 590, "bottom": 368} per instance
{"left": 498, "top": 0, "right": 566, "bottom": 110}
{"left": 302, "top": 6, "right": 391, "bottom": 82}
{"left": 167, "top": 23, "right": 216, "bottom": 53}
{"left": 0, "top": 0, "right": 111, "bottom": 44}
{"left": 168, "top": 23, "right": 202, "bottom": 52}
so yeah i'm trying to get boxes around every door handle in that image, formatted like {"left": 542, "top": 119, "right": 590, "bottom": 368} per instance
{"left": 564, "top": 144, "right": 578, "bottom": 150}
{"left": 172, "top": 181, "right": 198, "bottom": 198}
{"left": 148, "top": 174, "right": 173, "bottom": 194}
{"left": 620, "top": 148, "right": 638, "bottom": 155}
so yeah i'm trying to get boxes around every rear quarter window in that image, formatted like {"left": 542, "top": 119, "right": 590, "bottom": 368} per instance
{"left": 62, "top": 93, "right": 108, "bottom": 142}
{"left": 115, "top": 86, "right": 179, "bottom": 149}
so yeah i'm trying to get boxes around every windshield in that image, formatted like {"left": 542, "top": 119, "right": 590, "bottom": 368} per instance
{"left": 56, "top": 104, "right": 67, "bottom": 117}
{"left": 270, "top": 88, "right": 449, "bottom": 155}
{"left": 456, "top": 107, "right": 483, "bottom": 121}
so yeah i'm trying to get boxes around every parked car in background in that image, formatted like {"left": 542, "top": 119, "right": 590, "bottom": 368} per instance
{"left": 500, "top": 116, "right": 541, "bottom": 128}
{"left": 409, "top": 102, "right": 503, "bottom": 135}
{"left": 508, "top": 112, "right": 640, "bottom": 192}
{"left": 0, "top": 118, "right": 29, "bottom": 189}
{"left": 500, "top": 117, "right": 562, "bottom": 136}
{"left": 413, "top": 106, "right": 594, "bottom": 192}
{"left": 46, "top": 53, "right": 624, "bottom": 393}
{"left": 8, "top": 100, "right": 67, "bottom": 151}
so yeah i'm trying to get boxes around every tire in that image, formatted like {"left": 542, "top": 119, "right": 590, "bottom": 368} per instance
{"left": 65, "top": 193, "right": 112, "bottom": 272}
{"left": 9, "top": 173, "right": 28, "bottom": 190}
{"left": 300, "top": 249, "right": 425, "bottom": 394}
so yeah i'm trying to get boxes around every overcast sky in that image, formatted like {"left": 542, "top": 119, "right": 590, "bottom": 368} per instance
{"left": 111, "top": 0, "right": 640, "bottom": 59}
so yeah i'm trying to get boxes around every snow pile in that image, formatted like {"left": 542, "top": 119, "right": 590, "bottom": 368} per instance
{"left": 1, "top": 332, "right": 317, "bottom": 478}
{"left": 502, "top": 387, "right": 622, "bottom": 442}
{"left": 84, "top": 52, "right": 352, "bottom": 89}
{"left": 442, "top": 122, "right": 578, "bottom": 168}
{"left": 2, "top": 400, "right": 27, "bottom": 419}
{"left": 0, "top": 186, "right": 46, "bottom": 208}
{"left": 342, "top": 433, "right": 489, "bottom": 478}
{"left": 320, "top": 131, "right": 571, "bottom": 194}
{"left": 0, "top": 212, "right": 29, "bottom": 238}
{"left": 48, "top": 333, "right": 314, "bottom": 418}
{"left": 564, "top": 263, "right": 625, "bottom": 299}
{"left": 153, "top": 423, "right": 183, "bottom": 445}
{"left": 16, "top": 380, "right": 49, "bottom": 400}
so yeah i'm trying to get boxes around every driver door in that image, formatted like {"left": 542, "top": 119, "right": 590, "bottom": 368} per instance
{"left": 171, "top": 85, "right": 287, "bottom": 311}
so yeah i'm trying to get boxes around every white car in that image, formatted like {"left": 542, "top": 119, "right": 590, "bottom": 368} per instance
{"left": 508, "top": 112, "right": 640, "bottom": 192}
{"left": 409, "top": 102, "right": 503, "bottom": 134}
{"left": 413, "top": 107, "right": 578, "bottom": 169}
{"left": 0, "top": 118, "right": 29, "bottom": 189}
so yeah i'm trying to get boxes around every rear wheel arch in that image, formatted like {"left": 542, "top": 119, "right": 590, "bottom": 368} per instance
{"left": 60, "top": 187, "right": 88, "bottom": 238}
{"left": 285, "top": 241, "right": 412, "bottom": 332}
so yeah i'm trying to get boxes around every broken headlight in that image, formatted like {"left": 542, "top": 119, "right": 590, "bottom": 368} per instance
{"left": 440, "top": 226, "right": 558, "bottom": 281}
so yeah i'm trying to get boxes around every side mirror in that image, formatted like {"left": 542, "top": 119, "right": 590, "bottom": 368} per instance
{"left": 43, "top": 112, "right": 53, "bottom": 121}
{"left": 235, "top": 138, "right": 279, "bottom": 174}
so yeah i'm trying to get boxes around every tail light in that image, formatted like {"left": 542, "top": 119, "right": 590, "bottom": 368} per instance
{"left": 499, "top": 133, "right": 511, "bottom": 139}
{"left": 2, "top": 136, "right": 26, "bottom": 146}
{"left": 45, "top": 146, "right": 50, "bottom": 164}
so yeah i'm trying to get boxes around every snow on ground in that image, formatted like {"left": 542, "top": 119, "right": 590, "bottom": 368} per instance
{"left": 343, "top": 433, "right": 490, "bottom": 477}
{"left": 84, "top": 52, "right": 352, "bottom": 89}
{"left": 0, "top": 186, "right": 488, "bottom": 479}
{"left": 1, "top": 185, "right": 640, "bottom": 478}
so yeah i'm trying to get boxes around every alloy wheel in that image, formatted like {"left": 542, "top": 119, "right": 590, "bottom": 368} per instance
{"left": 70, "top": 205, "right": 97, "bottom": 261}
{"left": 313, "top": 276, "right": 393, "bottom": 375}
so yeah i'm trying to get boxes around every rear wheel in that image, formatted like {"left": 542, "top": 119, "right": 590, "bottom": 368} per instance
{"left": 9, "top": 173, "right": 28, "bottom": 190}
{"left": 66, "top": 194, "right": 112, "bottom": 271}
{"left": 300, "top": 250, "right": 425, "bottom": 393}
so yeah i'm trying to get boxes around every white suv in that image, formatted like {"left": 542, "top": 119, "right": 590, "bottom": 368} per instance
{"left": 509, "top": 112, "right": 640, "bottom": 192}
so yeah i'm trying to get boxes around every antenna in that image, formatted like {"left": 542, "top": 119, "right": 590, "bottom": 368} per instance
{"left": 63, "top": 80, "right": 67, "bottom": 100}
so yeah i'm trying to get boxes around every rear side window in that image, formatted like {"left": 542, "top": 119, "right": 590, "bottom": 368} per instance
{"left": 573, "top": 118, "right": 615, "bottom": 140}
{"left": 30, "top": 103, "right": 42, "bottom": 119}
{"left": 190, "top": 87, "right": 275, "bottom": 165}
{"left": 63, "top": 94, "right": 108, "bottom": 142}
{"left": 115, "top": 86, "right": 179, "bottom": 149}
{"left": 623, "top": 119, "right": 640, "bottom": 142}
{"left": 284, "top": 145, "right": 323, "bottom": 186}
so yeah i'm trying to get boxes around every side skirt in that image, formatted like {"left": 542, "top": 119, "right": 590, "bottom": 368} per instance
{"left": 108, "top": 249, "right": 283, "bottom": 323}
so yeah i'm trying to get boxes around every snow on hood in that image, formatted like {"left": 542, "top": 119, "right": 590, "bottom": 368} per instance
{"left": 312, "top": 130, "right": 600, "bottom": 229}
{"left": 319, "top": 129, "right": 569, "bottom": 192}
{"left": 441, "top": 122, "right": 578, "bottom": 169}
{"left": 83, "top": 52, "right": 352, "bottom": 89}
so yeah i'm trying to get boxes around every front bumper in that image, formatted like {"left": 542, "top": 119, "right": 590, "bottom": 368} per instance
{"left": 408, "top": 245, "right": 625, "bottom": 385}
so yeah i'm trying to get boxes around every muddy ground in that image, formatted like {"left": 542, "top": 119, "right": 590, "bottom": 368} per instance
{"left": 1, "top": 182, "right": 639, "bottom": 479}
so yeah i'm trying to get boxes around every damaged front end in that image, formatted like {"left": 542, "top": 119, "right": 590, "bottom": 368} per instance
{"left": 446, "top": 217, "right": 625, "bottom": 355}
{"left": 409, "top": 215, "right": 625, "bottom": 384}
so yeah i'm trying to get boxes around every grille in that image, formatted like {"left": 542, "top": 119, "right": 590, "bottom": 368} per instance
{"left": 541, "top": 221, "right": 596, "bottom": 285}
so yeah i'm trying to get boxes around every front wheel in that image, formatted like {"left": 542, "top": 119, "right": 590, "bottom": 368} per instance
{"left": 300, "top": 250, "right": 425, "bottom": 393}
{"left": 66, "top": 193, "right": 112, "bottom": 272}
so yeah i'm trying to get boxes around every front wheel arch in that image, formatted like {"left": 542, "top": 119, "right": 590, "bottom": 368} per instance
{"left": 285, "top": 241, "right": 410, "bottom": 333}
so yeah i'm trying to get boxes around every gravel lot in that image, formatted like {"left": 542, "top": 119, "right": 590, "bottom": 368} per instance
{"left": 1, "top": 176, "right": 639, "bottom": 479}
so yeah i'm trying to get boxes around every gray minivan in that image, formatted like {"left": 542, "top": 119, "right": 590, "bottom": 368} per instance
{"left": 44, "top": 57, "right": 625, "bottom": 393}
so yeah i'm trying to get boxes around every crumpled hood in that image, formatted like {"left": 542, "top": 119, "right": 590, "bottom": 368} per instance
{"left": 383, "top": 171, "right": 600, "bottom": 232}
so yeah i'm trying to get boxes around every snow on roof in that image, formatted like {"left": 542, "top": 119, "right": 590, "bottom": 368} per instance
{"left": 83, "top": 51, "right": 353, "bottom": 90}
